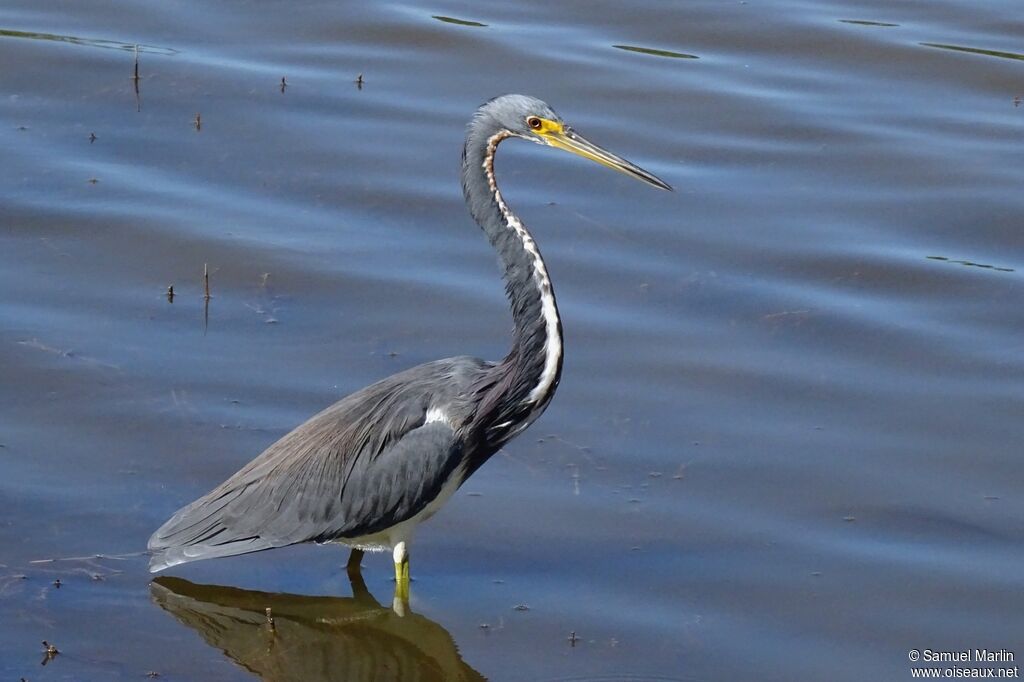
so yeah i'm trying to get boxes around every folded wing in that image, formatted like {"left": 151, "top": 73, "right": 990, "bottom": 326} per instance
{"left": 148, "top": 360, "right": 479, "bottom": 572}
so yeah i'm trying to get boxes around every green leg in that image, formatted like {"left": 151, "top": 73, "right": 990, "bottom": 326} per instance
{"left": 393, "top": 541, "right": 411, "bottom": 603}
{"left": 394, "top": 555, "right": 410, "bottom": 602}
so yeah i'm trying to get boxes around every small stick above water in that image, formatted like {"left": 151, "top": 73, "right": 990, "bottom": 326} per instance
{"left": 132, "top": 45, "right": 141, "bottom": 111}
{"left": 42, "top": 640, "right": 60, "bottom": 665}
{"left": 203, "top": 264, "right": 210, "bottom": 300}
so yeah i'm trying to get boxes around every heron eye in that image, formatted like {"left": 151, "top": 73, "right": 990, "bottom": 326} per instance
{"left": 527, "top": 116, "right": 542, "bottom": 130}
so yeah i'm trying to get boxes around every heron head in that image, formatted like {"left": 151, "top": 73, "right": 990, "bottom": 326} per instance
{"left": 479, "top": 94, "right": 672, "bottom": 191}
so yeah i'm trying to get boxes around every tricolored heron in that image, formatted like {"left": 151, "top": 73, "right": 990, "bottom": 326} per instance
{"left": 148, "top": 95, "right": 671, "bottom": 598}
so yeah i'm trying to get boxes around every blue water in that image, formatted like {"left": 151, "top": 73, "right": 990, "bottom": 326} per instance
{"left": 1, "top": 1, "right": 1022, "bottom": 680}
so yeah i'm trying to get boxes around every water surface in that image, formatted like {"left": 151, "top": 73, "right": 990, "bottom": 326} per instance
{"left": 1, "top": 1, "right": 1022, "bottom": 680}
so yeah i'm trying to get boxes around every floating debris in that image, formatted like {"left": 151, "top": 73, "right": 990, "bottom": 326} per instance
{"left": 927, "top": 255, "right": 1014, "bottom": 272}
{"left": 432, "top": 15, "right": 487, "bottom": 27}
{"left": 132, "top": 46, "right": 142, "bottom": 111}
{"left": 41, "top": 640, "right": 59, "bottom": 665}
{"left": 0, "top": 28, "right": 177, "bottom": 55}
{"left": 613, "top": 44, "right": 698, "bottom": 59}
{"left": 838, "top": 19, "right": 899, "bottom": 27}
{"left": 921, "top": 43, "right": 1024, "bottom": 62}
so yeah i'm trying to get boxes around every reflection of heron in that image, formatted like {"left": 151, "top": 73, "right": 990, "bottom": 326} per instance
{"left": 148, "top": 95, "right": 671, "bottom": 597}
{"left": 150, "top": 575, "right": 486, "bottom": 682}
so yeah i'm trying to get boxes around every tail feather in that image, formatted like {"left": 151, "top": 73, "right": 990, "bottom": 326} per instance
{"left": 148, "top": 485, "right": 283, "bottom": 573}
{"left": 149, "top": 535, "right": 277, "bottom": 573}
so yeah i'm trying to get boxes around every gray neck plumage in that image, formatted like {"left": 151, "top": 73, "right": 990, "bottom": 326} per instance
{"left": 462, "top": 125, "right": 563, "bottom": 444}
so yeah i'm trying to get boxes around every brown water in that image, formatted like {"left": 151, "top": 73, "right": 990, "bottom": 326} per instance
{"left": 2, "top": 1, "right": 1022, "bottom": 680}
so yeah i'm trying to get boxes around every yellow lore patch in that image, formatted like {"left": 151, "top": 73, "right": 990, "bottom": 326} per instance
{"left": 534, "top": 118, "right": 563, "bottom": 135}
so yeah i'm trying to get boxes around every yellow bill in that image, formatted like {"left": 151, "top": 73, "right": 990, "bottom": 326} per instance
{"left": 534, "top": 119, "right": 672, "bottom": 191}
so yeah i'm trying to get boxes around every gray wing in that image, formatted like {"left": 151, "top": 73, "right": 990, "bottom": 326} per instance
{"left": 148, "top": 358, "right": 486, "bottom": 572}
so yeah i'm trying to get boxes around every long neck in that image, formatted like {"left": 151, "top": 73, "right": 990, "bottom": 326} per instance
{"left": 462, "top": 128, "right": 563, "bottom": 435}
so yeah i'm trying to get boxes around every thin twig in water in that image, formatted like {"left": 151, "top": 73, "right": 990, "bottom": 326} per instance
{"left": 203, "top": 264, "right": 212, "bottom": 333}
{"left": 132, "top": 44, "right": 142, "bottom": 111}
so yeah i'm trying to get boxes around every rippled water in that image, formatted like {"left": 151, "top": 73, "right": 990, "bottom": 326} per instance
{"left": 2, "top": 1, "right": 1022, "bottom": 680}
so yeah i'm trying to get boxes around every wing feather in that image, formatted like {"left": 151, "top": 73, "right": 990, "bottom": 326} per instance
{"left": 148, "top": 359, "right": 481, "bottom": 572}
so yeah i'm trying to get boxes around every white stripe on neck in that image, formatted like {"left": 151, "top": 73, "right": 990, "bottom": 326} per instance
{"left": 484, "top": 132, "right": 563, "bottom": 407}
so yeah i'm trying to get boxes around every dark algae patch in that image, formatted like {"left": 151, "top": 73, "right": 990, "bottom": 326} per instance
{"left": 432, "top": 15, "right": 487, "bottom": 27}
{"left": 921, "top": 43, "right": 1024, "bottom": 61}
{"left": 0, "top": 28, "right": 177, "bottom": 54}
{"left": 926, "top": 256, "right": 1015, "bottom": 273}
{"left": 839, "top": 19, "right": 899, "bottom": 27}
{"left": 613, "top": 44, "right": 698, "bottom": 59}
